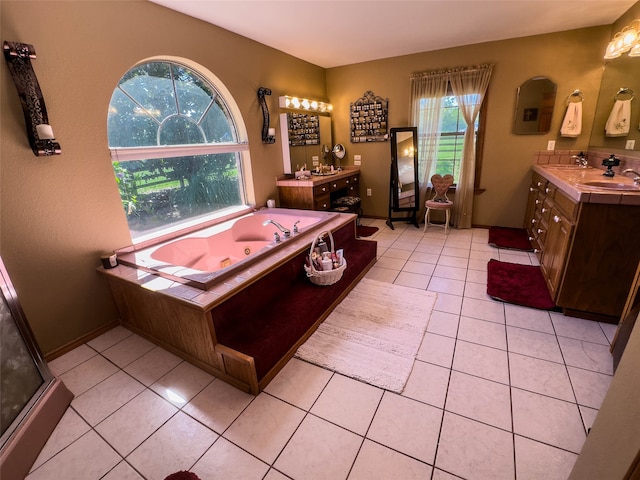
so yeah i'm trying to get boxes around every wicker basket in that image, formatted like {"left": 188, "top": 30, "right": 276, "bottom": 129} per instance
{"left": 304, "top": 230, "right": 347, "bottom": 286}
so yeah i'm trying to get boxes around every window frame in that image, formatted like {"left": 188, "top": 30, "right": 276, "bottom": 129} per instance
{"left": 107, "top": 56, "right": 254, "bottom": 245}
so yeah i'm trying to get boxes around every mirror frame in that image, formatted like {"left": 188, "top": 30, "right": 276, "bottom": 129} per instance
{"left": 513, "top": 76, "right": 557, "bottom": 135}
{"left": 387, "top": 127, "right": 419, "bottom": 229}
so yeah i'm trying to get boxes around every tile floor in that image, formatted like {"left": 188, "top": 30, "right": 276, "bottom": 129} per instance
{"left": 28, "top": 221, "right": 616, "bottom": 480}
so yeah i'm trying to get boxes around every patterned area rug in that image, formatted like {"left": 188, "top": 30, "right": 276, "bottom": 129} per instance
{"left": 487, "top": 259, "right": 556, "bottom": 310}
{"left": 295, "top": 278, "right": 437, "bottom": 393}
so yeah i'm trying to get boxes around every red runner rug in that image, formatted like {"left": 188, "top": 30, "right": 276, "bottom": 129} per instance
{"left": 487, "top": 259, "right": 555, "bottom": 310}
{"left": 164, "top": 472, "right": 201, "bottom": 480}
{"left": 356, "top": 225, "right": 378, "bottom": 237}
{"left": 488, "top": 226, "right": 533, "bottom": 251}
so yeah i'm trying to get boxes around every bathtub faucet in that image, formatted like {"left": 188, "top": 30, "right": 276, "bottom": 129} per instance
{"left": 263, "top": 219, "right": 291, "bottom": 238}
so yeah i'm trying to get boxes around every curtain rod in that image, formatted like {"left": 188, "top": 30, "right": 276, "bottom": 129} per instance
{"left": 411, "top": 64, "right": 493, "bottom": 78}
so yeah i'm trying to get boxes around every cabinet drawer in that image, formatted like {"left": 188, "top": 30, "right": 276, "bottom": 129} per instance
{"left": 532, "top": 173, "right": 547, "bottom": 191}
{"left": 553, "top": 190, "right": 578, "bottom": 220}
{"left": 330, "top": 178, "right": 348, "bottom": 191}
{"left": 314, "top": 184, "right": 330, "bottom": 196}
{"left": 314, "top": 194, "right": 331, "bottom": 210}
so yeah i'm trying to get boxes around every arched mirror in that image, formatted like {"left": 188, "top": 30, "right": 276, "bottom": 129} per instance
{"left": 513, "top": 77, "right": 557, "bottom": 134}
{"left": 387, "top": 127, "right": 419, "bottom": 229}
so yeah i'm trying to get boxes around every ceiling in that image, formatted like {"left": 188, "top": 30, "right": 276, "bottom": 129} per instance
{"left": 149, "top": 0, "right": 636, "bottom": 68}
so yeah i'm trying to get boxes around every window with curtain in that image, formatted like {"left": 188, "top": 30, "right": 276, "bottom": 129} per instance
{"left": 107, "top": 59, "right": 250, "bottom": 242}
{"left": 410, "top": 65, "right": 492, "bottom": 228}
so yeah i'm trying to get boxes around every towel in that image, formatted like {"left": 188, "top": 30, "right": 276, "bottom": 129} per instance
{"left": 605, "top": 99, "right": 632, "bottom": 137}
{"left": 560, "top": 102, "right": 582, "bottom": 137}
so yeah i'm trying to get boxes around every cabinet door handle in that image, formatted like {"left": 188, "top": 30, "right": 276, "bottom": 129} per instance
{"left": 529, "top": 187, "right": 536, "bottom": 192}
{"left": 322, "top": 203, "right": 327, "bottom": 208}
{"left": 531, "top": 219, "right": 536, "bottom": 224}
{"left": 553, "top": 215, "right": 561, "bottom": 223}
{"left": 346, "top": 180, "right": 350, "bottom": 184}
{"left": 321, "top": 187, "right": 327, "bottom": 192}
{"left": 333, "top": 183, "right": 337, "bottom": 188}
{"left": 545, "top": 187, "right": 551, "bottom": 193}
{"left": 534, "top": 248, "right": 540, "bottom": 253}
{"left": 541, "top": 208, "right": 547, "bottom": 213}
{"left": 537, "top": 228, "right": 544, "bottom": 234}
{"left": 537, "top": 181, "right": 543, "bottom": 187}
{"left": 535, "top": 200, "right": 540, "bottom": 205}
{"left": 528, "top": 236, "right": 534, "bottom": 241}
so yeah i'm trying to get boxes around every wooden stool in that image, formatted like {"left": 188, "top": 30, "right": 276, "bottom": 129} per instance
{"left": 332, "top": 196, "right": 362, "bottom": 225}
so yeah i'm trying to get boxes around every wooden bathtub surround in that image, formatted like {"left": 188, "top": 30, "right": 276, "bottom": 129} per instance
{"left": 99, "top": 214, "right": 377, "bottom": 394}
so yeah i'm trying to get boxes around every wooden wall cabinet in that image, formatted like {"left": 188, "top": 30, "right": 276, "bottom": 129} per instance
{"left": 524, "top": 170, "right": 640, "bottom": 322}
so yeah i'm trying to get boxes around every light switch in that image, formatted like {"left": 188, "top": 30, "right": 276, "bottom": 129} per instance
{"left": 626, "top": 140, "right": 636, "bottom": 150}
{"left": 547, "top": 140, "right": 555, "bottom": 151}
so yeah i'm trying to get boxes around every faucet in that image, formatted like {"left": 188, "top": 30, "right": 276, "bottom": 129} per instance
{"left": 602, "top": 154, "right": 620, "bottom": 177}
{"left": 262, "top": 219, "right": 291, "bottom": 238}
{"left": 571, "top": 152, "right": 588, "bottom": 168}
{"left": 623, "top": 169, "right": 640, "bottom": 186}
{"left": 293, "top": 220, "right": 301, "bottom": 234}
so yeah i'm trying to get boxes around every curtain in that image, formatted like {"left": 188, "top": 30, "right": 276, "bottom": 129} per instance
{"left": 409, "top": 71, "right": 448, "bottom": 221}
{"left": 449, "top": 65, "right": 492, "bottom": 228}
{"left": 410, "top": 64, "right": 492, "bottom": 228}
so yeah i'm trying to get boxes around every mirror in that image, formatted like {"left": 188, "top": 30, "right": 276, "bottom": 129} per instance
{"left": 332, "top": 143, "right": 346, "bottom": 168}
{"left": 513, "top": 77, "right": 557, "bottom": 134}
{"left": 387, "top": 127, "right": 419, "bottom": 229}
{"left": 589, "top": 53, "right": 640, "bottom": 150}
{"left": 280, "top": 113, "right": 332, "bottom": 174}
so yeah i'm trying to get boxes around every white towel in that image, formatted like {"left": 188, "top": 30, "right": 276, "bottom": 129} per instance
{"left": 560, "top": 102, "right": 582, "bottom": 137}
{"left": 605, "top": 99, "right": 632, "bottom": 137}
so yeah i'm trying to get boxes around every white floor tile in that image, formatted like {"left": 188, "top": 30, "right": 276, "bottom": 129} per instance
{"left": 428, "top": 276, "right": 465, "bottom": 296}
{"left": 461, "top": 297, "right": 505, "bottom": 324}
{"left": 445, "top": 370, "right": 512, "bottom": 431}
{"left": 48, "top": 344, "right": 97, "bottom": 376}
{"left": 417, "top": 332, "right": 456, "bottom": 368}
{"left": 264, "top": 357, "right": 332, "bottom": 410}
{"left": 102, "top": 333, "right": 156, "bottom": 368}
{"left": 127, "top": 411, "right": 218, "bottom": 479}
{"left": 426, "top": 311, "right": 460, "bottom": 338}
{"left": 349, "top": 439, "right": 433, "bottom": 479}
{"left": 223, "top": 393, "right": 305, "bottom": 464}
{"left": 367, "top": 392, "right": 442, "bottom": 464}
{"left": 432, "top": 264, "right": 467, "bottom": 281}
{"left": 514, "top": 435, "right": 578, "bottom": 480}
{"left": 310, "top": 374, "right": 383, "bottom": 436}
{"left": 509, "top": 352, "right": 575, "bottom": 402}
{"left": 512, "top": 388, "right": 586, "bottom": 453}
{"left": 557, "top": 337, "right": 614, "bottom": 375}
{"left": 87, "top": 325, "right": 134, "bottom": 352}
{"left": 364, "top": 266, "right": 399, "bottom": 283}
{"left": 551, "top": 313, "right": 610, "bottom": 345}
{"left": 182, "top": 378, "right": 254, "bottom": 433}
{"left": 394, "top": 271, "right": 431, "bottom": 289}
{"left": 402, "top": 260, "right": 436, "bottom": 276}
{"left": 457, "top": 316, "right": 507, "bottom": 350}
{"left": 150, "top": 360, "right": 214, "bottom": 407}
{"left": 124, "top": 346, "right": 183, "bottom": 386}
{"left": 504, "top": 304, "right": 555, "bottom": 334}
{"left": 402, "top": 361, "right": 450, "bottom": 408}
{"left": 192, "top": 437, "right": 269, "bottom": 480}
{"left": 436, "top": 412, "right": 514, "bottom": 479}
{"left": 59, "top": 354, "right": 119, "bottom": 396}
{"left": 507, "top": 325, "right": 564, "bottom": 363}
{"left": 567, "top": 366, "right": 613, "bottom": 409}
{"left": 102, "top": 461, "right": 144, "bottom": 480}
{"left": 433, "top": 292, "right": 463, "bottom": 315}
{"left": 274, "top": 415, "right": 362, "bottom": 480}
{"left": 453, "top": 340, "right": 510, "bottom": 384}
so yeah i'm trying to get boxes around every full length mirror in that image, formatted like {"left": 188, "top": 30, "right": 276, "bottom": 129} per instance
{"left": 280, "top": 113, "right": 332, "bottom": 174}
{"left": 387, "top": 127, "right": 419, "bottom": 229}
{"left": 513, "top": 77, "right": 557, "bottom": 134}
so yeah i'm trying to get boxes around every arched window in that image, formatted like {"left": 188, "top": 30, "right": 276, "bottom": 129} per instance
{"left": 107, "top": 58, "right": 251, "bottom": 242}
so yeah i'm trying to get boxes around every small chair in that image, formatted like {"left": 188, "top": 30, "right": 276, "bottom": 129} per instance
{"left": 332, "top": 196, "right": 363, "bottom": 225}
{"left": 424, "top": 174, "right": 454, "bottom": 234}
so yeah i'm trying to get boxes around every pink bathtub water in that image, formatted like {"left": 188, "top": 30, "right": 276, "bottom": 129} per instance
{"left": 118, "top": 209, "right": 338, "bottom": 289}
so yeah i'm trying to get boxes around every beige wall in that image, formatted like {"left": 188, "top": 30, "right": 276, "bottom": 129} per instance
{"left": 327, "top": 27, "right": 610, "bottom": 225}
{"left": 0, "top": 0, "right": 325, "bottom": 354}
{"left": 0, "top": 0, "right": 633, "bottom": 356}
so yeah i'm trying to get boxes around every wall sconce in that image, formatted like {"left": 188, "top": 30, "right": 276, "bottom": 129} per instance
{"left": 257, "top": 87, "right": 276, "bottom": 144}
{"left": 3, "top": 41, "right": 61, "bottom": 156}
{"left": 279, "top": 95, "right": 333, "bottom": 114}
{"left": 604, "top": 19, "right": 640, "bottom": 59}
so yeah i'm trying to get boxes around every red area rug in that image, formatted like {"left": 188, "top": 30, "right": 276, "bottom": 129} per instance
{"left": 356, "top": 225, "right": 378, "bottom": 238}
{"left": 488, "top": 226, "right": 533, "bottom": 251}
{"left": 487, "top": 259, "right": 555, "bottom": 310}
{"left": 164, "top": 472, "right": 201, "bottom": 480}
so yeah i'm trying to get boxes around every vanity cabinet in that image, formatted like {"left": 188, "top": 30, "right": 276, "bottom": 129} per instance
{"left": 524, "top": 168, "right": 640, "bottom": 322}
{"left": 277, "top": 169, "right": 360, "bottom": 211}
{"left": 525, "top": 171, "right": 576, "bottom": 298}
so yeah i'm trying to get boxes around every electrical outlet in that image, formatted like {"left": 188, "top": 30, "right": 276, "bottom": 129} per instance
{"left": 547, "top": 140, "right": 555, "bottom": 151}
{"left": 626, "top": 140, "right": 636, "bottom": 150}
{"left": 367, "top": 188, "right": 372, "bottom": 196}
{"left": 354, "top": 160, "right": 361, "bottom": 166}
{"left": 312, "top": 155, "right": 319, "bottom": 162}
{"left": 354, "top": 155, "right": 361, "bottom": 161}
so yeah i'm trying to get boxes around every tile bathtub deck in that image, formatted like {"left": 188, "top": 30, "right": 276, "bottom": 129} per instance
{"left": 29, "top": 221, "right": 615, "bottom": 480}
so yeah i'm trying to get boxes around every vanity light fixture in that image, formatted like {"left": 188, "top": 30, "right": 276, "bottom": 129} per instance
{"left": 604, "top": 19, "right": 640, "bottom": 59}
{"left": 279, "top": 95, "right": 333, "bottom": 114}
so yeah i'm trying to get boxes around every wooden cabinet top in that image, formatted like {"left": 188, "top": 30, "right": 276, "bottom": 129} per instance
{"left": 533, "top": 165, "right": 640, "bottom": 206}
{"left": 276, "top": 167, "right": 360, "bottom": 188}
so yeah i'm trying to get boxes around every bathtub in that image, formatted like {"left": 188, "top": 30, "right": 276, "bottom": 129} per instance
{"left": 117, "top": 208, "right": 339, "bottom": 290}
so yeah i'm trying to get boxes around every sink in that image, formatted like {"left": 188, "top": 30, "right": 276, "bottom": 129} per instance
{"left": 545, "top": 164, "right": 589, "bottom": 169}
{"left": 581, "top": 181, "right": 640, "bottom": 191}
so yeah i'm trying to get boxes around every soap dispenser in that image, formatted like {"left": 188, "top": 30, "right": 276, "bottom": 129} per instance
{"left": 602, "top": 154, "right": 620, "bottom": 177}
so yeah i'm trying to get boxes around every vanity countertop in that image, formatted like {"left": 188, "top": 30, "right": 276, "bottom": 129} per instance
{"left": 276, "top": 167, "right": 360, "bottom": 187}
{"left": 533, "top": 164, "right": 640, "bottom": 206}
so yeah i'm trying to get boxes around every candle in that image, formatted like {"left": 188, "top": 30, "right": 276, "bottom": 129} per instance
{"left": 36, "top": 124, "right": 55, "bottom": 140}
{"left": 268, "top": 128, "right": 276, "bottom": 137}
